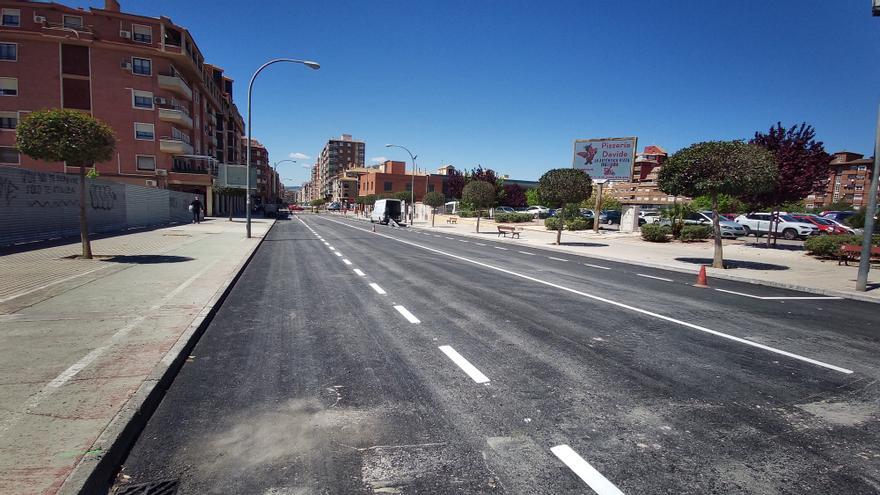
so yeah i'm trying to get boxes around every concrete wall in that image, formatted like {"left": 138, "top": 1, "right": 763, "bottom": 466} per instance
{"left": 0, "top": 166, "right": 200, "bottom": 247}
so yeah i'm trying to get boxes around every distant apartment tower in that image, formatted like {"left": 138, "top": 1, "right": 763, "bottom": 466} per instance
{"left": 0, "top": 0, "right": 245, "bottom": 215}
{"left": 242, "top": 137, "right": 280, "bottom": 204}
{"left": 317, "top": 134, "right": 364, "bottom": 199}
{"left": 806, "top": 151, "right": 877, "bottom": 210}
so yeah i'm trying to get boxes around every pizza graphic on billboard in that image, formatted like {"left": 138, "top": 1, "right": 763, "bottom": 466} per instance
{"left": 572, "top": 137, "right": 637, "bottom": 181}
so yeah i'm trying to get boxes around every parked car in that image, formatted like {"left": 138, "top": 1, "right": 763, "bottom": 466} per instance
{"left": 682, "top": 211, "right": 747, "bottom": 238}
{"left": 734, "top": 213, "right": 818, "bottom": 240}
{"left": 371, "top": 199, "right": 405, "bottom": 225}
{"left": 821, "top": 211, "right": 856, "bottom": 224}
{"left": 290, "top": 204, "right": 304, "bottom": 211}
{"left": 327, "top": 202, "right": 342, "bottom": 211}
{"left": 792, "top": 215, "right": 851, "bottom": 235}
{"left": 821, "top": 217, "right": 856, "bottom": 234}
{"left": 523, "top": 205, "right": 549, "bottom": 217}
{"left": 641, "top": 212, "right": 661, "bottom": 224}
{"left": 600, "top": 210, "right": 621, "bottom": 225}
{"left": 493, "top": 206, "right": 516, "bottom": 215}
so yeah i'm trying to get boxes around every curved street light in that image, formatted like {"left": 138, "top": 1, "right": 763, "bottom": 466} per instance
{"left": 246, "top": 58, "right": 320, "bottom": 238}
{"left": 385, "top": 143, "right": 417, "bottom": 224}
{"left": 272, "top": 159, "right": 296, "bottom": 202}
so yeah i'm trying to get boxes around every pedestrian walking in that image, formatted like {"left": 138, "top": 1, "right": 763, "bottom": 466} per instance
{"left": 190, "top": 196, "right": 204, "bottom": 224}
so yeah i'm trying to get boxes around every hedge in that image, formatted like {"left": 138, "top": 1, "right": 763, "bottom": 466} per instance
{"left": 804, "top": 234, "right": 880, "bottom": 258}
{"left": 544, "top": 217, "right": 560, "bottom": 230}
{"left": 566, "top": 217, "right": 593, "bottom": 231}
{"left": 458, "top": 210, "right": 490, "bottom": 218}
{"left": 641, "top": 223, "right": 671, "bottom": 242}
{"left": 679, "top": 225, "right": 712, "bottom": 241}
{"left": 494, "top": 212, "right": 535, "bottom": 223}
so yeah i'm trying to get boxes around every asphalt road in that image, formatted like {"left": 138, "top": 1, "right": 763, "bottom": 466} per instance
{"left": 113, "top": 213, "right": 880, "bottom": 494}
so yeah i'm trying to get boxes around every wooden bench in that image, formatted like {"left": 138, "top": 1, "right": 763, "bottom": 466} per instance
{"left": 446, "top": 216, "right": 458, "bottom": 224}
{"left": 839, "top": 244, "right": 880, "bottom": 265}
{"left": 497, "top": 225, "right": 521, "bottom": 238}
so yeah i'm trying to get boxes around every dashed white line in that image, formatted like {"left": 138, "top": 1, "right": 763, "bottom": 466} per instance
{"left": 584, "top": 263, "right": 611, "bottom": 270}
{"left": 334, "top": 252, "right": 343, "bottom": 257}
{"left": 459, "top": 240, "right": 469, "bottom": 243}
{"left": 342, "top": 259, "right": 352, "bottom": 265}
{"left": 369, "top": 283, "right": 386, "bottom": 295}
{"left": 438, "top": 345, "right": 490, "bottom": 384}
{"left": 445, "top": 237, "right": 454, "bottom": 240}
{"left": 637, "top": 273, "right": 674, "bottom": 282}
{"left": 551, "top": 445, "right": 625, "bottom": 495}
{"left": 353, "top": 269, "right": 365, "bottom": 277}
{"left": 394, "top": 305, "right": 421, "bottom": 324}
{"left": 518, "top": 251, "right": 536, "bottom": 256}
{"left": 328, "top": 246, "right": 336, "bottom": 251}
{"left": 548, "top": 256, "right": 568, "bottom": 262}
{"left": 476, "top": 243, "right": 487, "bottom": 246}
{"left": 433, "top": 235, "right": 441, "bottom": 238}
{"left": 714, "top": 288, "right": 843, "bottom": 300}
{"left": 494, "top": 246, "right": 508, "bottom": 250}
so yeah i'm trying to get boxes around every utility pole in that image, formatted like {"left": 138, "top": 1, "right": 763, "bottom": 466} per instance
{"left": 856, "top": 104, "right": 880, "bottom": 291}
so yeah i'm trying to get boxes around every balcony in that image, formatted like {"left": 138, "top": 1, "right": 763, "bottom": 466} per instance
{"left": 157, "top": 104, "right": 193, "bottom": 129}
{"left": 160, "top": 136, "right": 194, "bottom": 155}
{"left": 158, "top": 73, "right": 193, "bottom": 100}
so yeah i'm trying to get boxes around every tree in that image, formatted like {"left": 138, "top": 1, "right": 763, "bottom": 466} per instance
{"left": 461, "top": 180, "right": 496, "bottom": 232}
{"left": 690, "top": 193, "right": 745, "bottom": 213}
{"left": 748, "top": 122, "right": 831, "bottom": 246}
{"left": 501, "top": 184, "right": 527, "bottom": 207}
{"left": 526, "top": 188, "right": 543, "bottom": 206}
{"left": 658, "top": 141, "right": 777, "bottom": 268}
{"left": 16, "top": 109, "right": 116, "bottom": 259}
{"left": 311, "top": 198, "right": 326, "bottom": 209}
{"left": 446, "top": 168, "right": 466, "bottom": 199}
{"left": 423, "top": 191, "right": 446, "bottom": 227}
{"left": 536, "top": 169, "right": 593, "bottom": 245}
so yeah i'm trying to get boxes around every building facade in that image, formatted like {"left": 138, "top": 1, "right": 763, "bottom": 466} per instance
{"left": 607, "top": 144, "right": 683, "bottom": 206}
{"left": 242, "top": 137, "right": 280, "bottom": 205}
{"left": 806, "top": 151, "right": 877, "bottom": 210}
{"left": 317, "top": 134, "right": 364, "bottom": 199}
{"left": 356, "top": 160, "right": 444, "bottom": 201}
{"left": 0, "top": 0, "right": 245, "bottom": 215}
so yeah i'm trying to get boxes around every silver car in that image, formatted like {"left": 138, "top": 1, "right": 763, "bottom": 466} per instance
{"left": 686, "top": 211, "right": 747, "bottom": 238}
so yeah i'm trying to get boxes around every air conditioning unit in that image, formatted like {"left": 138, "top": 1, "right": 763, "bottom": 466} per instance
{"left": 156, "top": 169, "right": 168, "bottom": 176}
{"left": 145, "top": 179, "right": 157, "bottom": 187}
{"left": 120, "top": 61, "right": 132, "bottom": 70}
{"left": 154, "top": 97, "right": 167, "bottom": 105}
{"left": 34, "top": 15, "right": 46, "bottom": 23}
{"left": 119, "top": 30, "right": 131, "bottom": 39}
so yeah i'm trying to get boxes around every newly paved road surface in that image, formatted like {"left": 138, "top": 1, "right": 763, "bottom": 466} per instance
{"left": 114, "top": 214, "right": 880, "bottom": 494}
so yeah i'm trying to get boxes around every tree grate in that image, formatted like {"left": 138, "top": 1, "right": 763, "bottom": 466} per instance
{"left": 114, "top": 479, "right": 179, "bottom": 495}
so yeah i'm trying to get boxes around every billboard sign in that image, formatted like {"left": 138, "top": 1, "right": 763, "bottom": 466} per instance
{"left": 572, "top": 137, "right": 637, "bottom": 181}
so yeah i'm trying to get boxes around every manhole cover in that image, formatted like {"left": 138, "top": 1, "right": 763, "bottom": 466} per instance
{"left": 114, "top": 479, "right": 179, "bottom": 495}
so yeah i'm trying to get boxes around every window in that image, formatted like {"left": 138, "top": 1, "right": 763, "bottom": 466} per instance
{"left": 62, "top": 78, "right": 90, "bottom": 110}
{"left": 132, "top": 24, "right": 152, "bottom": 43}
{"left": 405, "top": 183, "right": 412, "bottom": 191}
{"left": 0, "top": 146, "right": 19, "bottom": 164}
{"left": 0, "top": 112, "right": 16, "bottom": 129}
{"left": 132, "top": 89, "right": 153, "bottom": 109}
{"left": 1, "top": 9, "right": 20, "bottom": 27}
{"left": 134, "top": 122, "right": 154, "bottom": 140}
{"left": 132, "top": 57, "right": 151, "bottom": 75}
{"left": 428, "top": 184, "right": 435, "bottom": 192}
{"left": 0, "top": 78, "right": 17, "bottom": 96}
{"left": 63, "top": 15, "right": 83, "bottom": 29}
{"left": 855, "top": 185, "right": 864, "bottom": 191}
{"left": 384, "top": 181, "right": 392, "bottom": 192}
{"left": 136, "top": 155, "right": 156, "bottom": 171}
{"left": 0, "top": 43, "right": 16, "bottom": 61}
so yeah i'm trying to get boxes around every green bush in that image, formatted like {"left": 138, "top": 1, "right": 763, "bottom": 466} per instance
{"left": 544, "top": 217, "right": 560, "bottom": 230}
{"left": 495, "top": 212, "right": 534, "bottom": 223}
{"left": 679, "top": 225, "right": 712, "bottom": 241}
{"left": 641, "top": 223, "right": 671, "bottom": 242}
{"left": 458, "top": 210, "right": 490, "bottom": 218}
{"left": 565, "top": 217, "right": 593, "bottom": 231}
{"left": 805, "top": 234, "right": 880, "bottom": 258}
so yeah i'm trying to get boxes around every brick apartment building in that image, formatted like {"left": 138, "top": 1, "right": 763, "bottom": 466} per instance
{"left": 607, "top": 144, "right": 684, "bottom": 206}
{"left": 356, "top": 160, "right": 445, "bottom": 201}
{"left": 242, "top": 137, "right": 280, "bottom": 205}
{"left": 806, "top": 151, "right": 877, "bottom": 210}
{"left": 0, "top": 0, "right": 246, "bottom": 215}
{"left": 317, "top": 134, "right": 364, "bottom": 199}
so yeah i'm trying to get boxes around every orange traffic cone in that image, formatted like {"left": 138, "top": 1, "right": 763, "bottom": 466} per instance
{"left": 694, "top": 265, "right": 709, "bottom": 288}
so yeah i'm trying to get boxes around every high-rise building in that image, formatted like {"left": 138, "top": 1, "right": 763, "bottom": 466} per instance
{"left": 0, "top": 0, "right": 245, "bottom": 215}
{"left": 317, "top": 134, "right": 364, "bottom": 199}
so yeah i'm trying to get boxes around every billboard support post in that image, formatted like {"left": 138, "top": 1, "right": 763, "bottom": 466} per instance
{"left": 593, "top": 180, "right": 606, "bottom": 233}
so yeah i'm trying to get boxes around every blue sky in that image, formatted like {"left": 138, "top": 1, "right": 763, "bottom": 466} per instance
{"left": 77, "top": 1, "right": 879, "bottom": 183}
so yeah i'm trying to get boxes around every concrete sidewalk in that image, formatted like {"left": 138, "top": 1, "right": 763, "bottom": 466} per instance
{"left": 0, "top": 217, "right": 273, "bottom": 495}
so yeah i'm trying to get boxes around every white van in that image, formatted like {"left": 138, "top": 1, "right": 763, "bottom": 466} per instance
{"left": 371, "top": 199, "right": 405, "bottom": 225}
{"left": 445, "top": 201, "right": 460, "bottom": 215}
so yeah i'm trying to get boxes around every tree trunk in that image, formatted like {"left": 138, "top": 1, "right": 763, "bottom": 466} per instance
{"left": 476, "top": 211, "right": 480, "bottom": 233}
{"left": 556, "top": 206, "right": 563, "bottom": 245}
{"left": 78, "top": 165, "right": 92, "bottom": 259}
{"left": 712, "top": 194, "right": 723, "bottom": 268}
{"left": 431, "top": 209, "right": 435, "bottom": 227}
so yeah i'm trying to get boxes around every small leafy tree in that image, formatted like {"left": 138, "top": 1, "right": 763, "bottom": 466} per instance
{"left": 658, "top": 141, "right": 777, "bottom": 268}
{"left": 446, "top": 168, "right": 466, "bottom": 199}
{"left": 311, "top": 198, "right": 326, "bottom": 209}
{"left": 537, "top": 169, "right": 593, "bottom": 245}
{"left": 501, "top": 184, "right": 527, "bottom": 207}
{"left": 423, "top": 191, "right": 445, "bottom": 227}
{"left": 461, "top": 180, "right": 496, "bottom": 232}
{"left": 690, "top": 193, "right": 745, "bottom": 213}
{"left": 16, "top": 109, "right": 116, "bottom": 259}
{"left": 525, "top": 188, "right": 543, "bottom": 206}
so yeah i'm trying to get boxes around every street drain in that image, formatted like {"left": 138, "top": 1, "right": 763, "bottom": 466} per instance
{"left": 114, "top": 479, "right": 179, "bottom": 495}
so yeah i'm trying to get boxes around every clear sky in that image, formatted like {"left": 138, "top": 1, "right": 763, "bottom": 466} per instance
{"left": 73, "top": 0, "right": 880, "bottom": 184}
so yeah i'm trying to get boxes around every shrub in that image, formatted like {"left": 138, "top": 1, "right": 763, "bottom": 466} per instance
{"left": 495, "top": 212, "right": 534, "bottom": 223}
{"left": 458, "top": 210, "right": 490, "bottom": 218}
{"left": 641, "top": 223, "right": 671, "bottom": 242}
{"left": 544, "top": 217, "right": 560, "bottom": 230}
{"left": 679, "top": 225, "right": 712, "bottom": 241}
{"left": 565, "top": 217, "right": 592, "bottom": 231}
{"left": 805, "top": 234, "right": 880, "bottom": 258}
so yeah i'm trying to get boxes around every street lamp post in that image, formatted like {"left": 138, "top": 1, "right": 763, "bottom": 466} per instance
{"left": 385, "top": 144, "right": 417, "bottom": 224}
{"left": 856, "top": 104, "right": 880, "bottom": 291}
{"left": 272, "top": 159, "right": 296, "bottom": 203}
{"left": 246, "top": 58, "right": 320, "bottom": 238}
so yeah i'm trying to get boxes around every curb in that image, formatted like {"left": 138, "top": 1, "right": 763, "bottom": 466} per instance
{"left": 57, "top": 221, "right": 276, "bottom": 495}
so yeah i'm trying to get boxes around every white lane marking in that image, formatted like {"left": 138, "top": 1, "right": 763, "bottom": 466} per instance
{"left": 476, "top": 243, "right": 487, "bottom": 246}
{"left": 637, "top": 273, "right": 674, "bottom": 282}
{"left": 438, "top": 345, "right": 490, "bottom": 384}
{"left": 584, "top": 263, "right": 611, "bottom": 270}
{"left": 323, "top": 242, "right": 329, "bottom": 246}
{"left": 548, "top": 256, "right": 568, "bottom": 262}
{"left": 459, "top": 240, "right": 469, "bottom": 243}
{"left": 394, "top": 305, "right": 421, "bottom": 324}
{"left": 353, "top": 269, "right": 365, "bottom": 277}
{"left": 334, "top": 252, "right": 343, "bottom": 257}
{"left": 321, "top": 216, "right": 853, "bottom": 375}
{"left": 494, "top": 246, "right": 508, "bottom": 250}
{"left": 342, "top": 259, "right": 352, "bottom": 265}
{"left": 518, "top": 251, "right": 536, "bottom": 256}
{"left": 445, "top": 237, "right": 454, "bottom": 240}
{"left": 369, "top": 283, "right": 386, "bottom": 295}
{"left": 433, "top": 235, "right": 441, "bottom": 238}
{"left": 714, "top": 288, "right": 843, "bottom": 300}
{"left": 328, "top": 246, "right": 336, "bottom": 251}
{"left": 551, "top": 445, "right": 625, "bottom": 495}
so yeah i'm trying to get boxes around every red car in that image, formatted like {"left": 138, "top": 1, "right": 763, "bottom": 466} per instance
{"left": 289, "top": 204, "right": 304, "bottom": 211}
{"left": 793, "top": 215, "right": 849, "bottom": 235}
